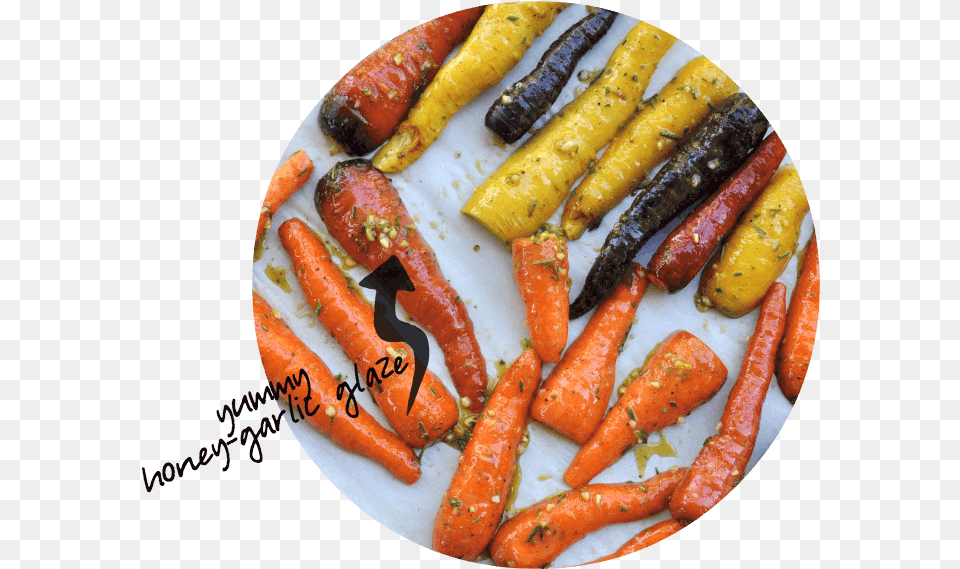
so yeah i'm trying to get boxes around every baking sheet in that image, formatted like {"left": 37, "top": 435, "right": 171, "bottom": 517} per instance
{"left": 252, "top": 6, "right": 813, "bottom": 566}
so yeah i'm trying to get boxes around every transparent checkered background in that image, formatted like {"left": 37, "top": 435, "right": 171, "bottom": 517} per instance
{"left": 3, "top": 0, "right": 955, "bottom": 565}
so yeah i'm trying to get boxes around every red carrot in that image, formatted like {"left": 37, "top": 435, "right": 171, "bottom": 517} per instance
{"left": 648, "top": 132, "right": 786, "bottom": 293}
{"left": 316, "top": 159, "right": 487, "bottom": 412}
{"left": 670, "top": 283, "right": 787, "bottom": 521}
{"left": 587, "top": 519, "right": 686, "bottom": 563}
{"left": 530, "top": 263, "right": 648, "bottom": 444}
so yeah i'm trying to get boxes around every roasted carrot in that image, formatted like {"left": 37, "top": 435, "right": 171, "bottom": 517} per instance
{"left": 254, "top": 150, "right": 314, "bottom": 259}
{"left": 253, "top": 291, "right": 420, "bottom": 484}
{"left": 564, "top": 331, "right": 727, "bottom": 488}
{"left": 316, "top": 159, "right": 487, "bottom": 412}
{"left": 530, "top": 263, "right": 648, "bottom": 444}
{"left": 318, "top": 7, "right": 484, "bottom": 155}
{"left": 586, "top": 519, "right": 686, "bottom": 564}
{"left": 511, "top": 231, "right": 570, "bottom": 363}
{"left": 648, "top": 132, "right": 787, "bottom": 293}
{"left": 489, "top": 469, "right": 687, "bottom": 568}
{"left": 777, "top": 235, "right": 819, "bottom": 401}
{"left": 278, "top": 218, "right": 459, "bottom": 448}
{"left": 432, "top": 350, "right": 542, "bottom": 561}
{"left": 670, "top": 283, "right": 787, "bottom": 521}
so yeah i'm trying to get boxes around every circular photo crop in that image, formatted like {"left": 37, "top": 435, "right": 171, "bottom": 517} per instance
{"left": 252, "top": 3, "right": 818, "bottom": 566}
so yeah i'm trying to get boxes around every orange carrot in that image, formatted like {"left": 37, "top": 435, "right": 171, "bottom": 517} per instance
{"left": 564, "top": 331, "right": 727, "bottom": 488}
{"left": 587, "top": 519, "right": 686, "bottom": 564}
{"left": 777, "top": 235, "right": 819, "bottom": 401}
{"left": 489, "top": 469, "right": 686, "bottom": 568}
{"left": 316, "top": 159, "right": 487, "bottom": 412}
{"left": 432, "top": 349, "right": 542, "bottom": 560}
{"left": 531, "top": 263, "right": 648, "bottom": 444}
{"left": 670, "top": 283, "right": 787, "bottom": 521}
{"left": 255, "top": 150, "right": 314, "bottom": 254}
{"left": 253, "top": 291, "right": 420, "bottom": 484}
{"left": 512, "top": 231, "right": 570, "bottom": 363}
{"left": 278, "top": 218, "right": 459, "bottom": 448}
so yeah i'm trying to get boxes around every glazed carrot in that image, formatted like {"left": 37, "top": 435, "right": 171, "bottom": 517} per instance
{"left": 648, "top": 132, "right": 787, "bottom": 293}
{"left": 511, "top": 231, "right": 570, "bottom": 363}
{"left": 531, "top": 263, "right": 648, "bottom": 444}
{"left": 777, "top": 235, "right": 819, "bottom": 401}
{"left": 278, "top": 218, "right": 459, "bottom": 448}
{"left": 489, "top": 469, "right": 686, "bottom": 568}
{"left": 587, "top": 519, "right": 686, "bottom": 564}
{"left": 433, "top": 350, "right": 542, "bottom": 561}
{"left": 670, "top": 284, "right": 787, "bottom": 521}
{"left": 316, "top": 159, "right": 487, "bottom": 412}
{"left": 253, "top": 291, "right": 420, "bottom": 484}
{"left": 255, "top": 150, "right": 314, "bottom": 258}
{"left": 318, "top": 7, "right": 484, "bottom": 156}
{"left": 564, "top": 331, "right": 727, "bottom": 488}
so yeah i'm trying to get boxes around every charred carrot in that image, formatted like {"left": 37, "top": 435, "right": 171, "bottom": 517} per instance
{"left": 511, "top": 231, "right": 570, "bottom": 363}
{"left": 489, "top": 469, "right": 686, "bottom": 568}
{"left": 670, "top": 284, "right": 787, "bottom": 521}
{"left": 278, "top": 218, "right": 459, "bottom": 448}
{"left": 564, "top": 331, "right": 727, "bottom": 488}
{"left": 253, "top": 291, "right": 420, "bottom": 484}
{"left": 587, "top": 519, "right": 686, "bottom": 564}
{"left": 777, "top": 235, "right": 819, "bottom": 401}
{"left": 316, "top": 159, "right": 487, "bottom": 412}
{"left": 530, "top": 263, "right": 648, "bottom": 444}
{"left": 255, "top": 150, "right": 314, "bottom": 258}
{"left": 318, "top": 7, "right": 484, "bottom": 156}
{"left": 433, "top": 350, "right": 542, "bottom": 561}
{"left": 648, "top": 132, "right": 787, "bottom": 293}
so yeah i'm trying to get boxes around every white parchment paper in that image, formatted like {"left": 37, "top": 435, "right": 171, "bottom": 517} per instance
{"left": 252, "top": 6, "right": 813, "bottom": 566}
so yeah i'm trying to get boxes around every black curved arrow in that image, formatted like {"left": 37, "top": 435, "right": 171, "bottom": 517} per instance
{"left": 359, "top": 255, "right": 430, "bottom": 415}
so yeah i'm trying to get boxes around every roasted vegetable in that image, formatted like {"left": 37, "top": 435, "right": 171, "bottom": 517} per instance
{"left": 563, "top": 330, "right": 727, "bottom": 488}
{"left": 254, "top": 150, "right": 314, "bottom": 260}
{"left": 318, "top": 7, "right": 484, "bottom": 155}
{"left": 484, "top": 8, "right": 618, "bottom": 143}
{"left": 278, "top": 218, "right": 460, "bottom": 448}
{"left": 695, "top": 164, "right": 809, "bottom": 318}
{"left": 372, "top": 2, "right": 567, "bottom": 172}
{"left": 512, "top": 231, "right": 570, "bottom": 363}
{"left": 462, "top": 21, "right": 677, "bottom": 243}
{"left": 489, "top": 469, "right": 687, "bottom": 568}
{"left": 253, "top": 292, "right": 421, "bottom": 484}
{"left": 432, "top": 350, "right": 542, "bottom": 561}
{"left": 562, "top": 56, "right": 739, "bottom": 240}
{"left": 530, "top": 263, "right": 648, "bottom": 444}
{"left": 316, "top": 159, "right": 487, "bottom": 412}
{"left": 777, "top": 234, "right": 819, "bottom": 400}
{"left": 648, "top": 132, "right": 786, "bottom": 292}
{"left": 587, "top": 519, "right": 686, "bottom": 563}
{"left": 670, "top": 284, "right": 787, "bottom": 521}
{"left": 569, "top": 92, "right": 769, "bottom": 319}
